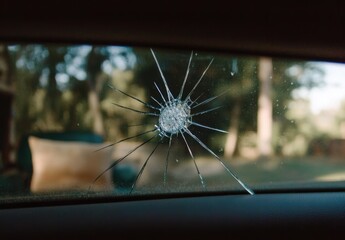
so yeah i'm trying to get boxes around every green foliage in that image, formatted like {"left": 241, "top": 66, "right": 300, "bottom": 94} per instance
{"left": 272, "top": 60, "right": 325, "bottom": 155}
{"left": 7, "top": 44, "right": 325, "bottom": 157}
{"left": 9, "top": 44, "right": 136, "bottom": 140}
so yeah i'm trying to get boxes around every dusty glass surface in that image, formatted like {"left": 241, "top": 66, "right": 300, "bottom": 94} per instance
{"left": 1, "top": 43, "right": 345, "bottom": 203}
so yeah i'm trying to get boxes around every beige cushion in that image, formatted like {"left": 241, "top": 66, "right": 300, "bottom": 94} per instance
{"left": 28, "top": 136, "right": 114, "bottom": 192}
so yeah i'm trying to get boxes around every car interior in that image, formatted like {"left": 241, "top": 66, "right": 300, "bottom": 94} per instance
{"left": 1, "top": 3, "right": 345, "bottom": 239}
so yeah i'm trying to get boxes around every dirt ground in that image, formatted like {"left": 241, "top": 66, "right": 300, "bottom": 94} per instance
{"left": 109, "top": 141, "right": 345, "bottom": 194}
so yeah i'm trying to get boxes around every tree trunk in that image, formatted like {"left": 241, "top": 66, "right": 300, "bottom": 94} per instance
{"left": 0, "top": 45, "right": 15, "bottom": 167}
{"left": 257, "top": 57, "right": 273, "bottom": 157}
{"left": 86, "top": 47, "right": 106, "bottom": 136}
{"left": 44, "top": 47, "right": 64, "bottom": 127}
{"left": 224, "top": 100, "right": 241, "bottom": 158}
{"left": 88, "top": 86, "right": 105, "bottom": 136}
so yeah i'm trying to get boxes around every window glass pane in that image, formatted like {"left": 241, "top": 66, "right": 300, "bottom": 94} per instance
{"left": 1, "top": 43, "right": 345, "bottom": 203}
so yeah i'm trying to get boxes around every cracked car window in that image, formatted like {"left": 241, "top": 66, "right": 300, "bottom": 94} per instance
{"left": 1, "top": 44, "right": 345, "bottom": 202}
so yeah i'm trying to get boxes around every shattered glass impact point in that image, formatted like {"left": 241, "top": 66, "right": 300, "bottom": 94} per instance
{"left": 91, "top": 48, "right": 254, "bottom": 196}
{"left": 158, "top": 100, "right": 191, "bottom": 136}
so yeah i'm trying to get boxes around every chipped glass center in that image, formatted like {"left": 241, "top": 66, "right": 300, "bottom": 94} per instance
{"left": 158, "top": 100, "right": 191, "bottom": 136}
{"left": 93, "top": 49, "right": 254, "bottom": 195}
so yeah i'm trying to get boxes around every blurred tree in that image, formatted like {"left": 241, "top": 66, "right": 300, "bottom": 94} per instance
{"left": 271, "top": 60, "right": 325, "bottom": 156}
{"left": 0, "top": 44, "right": 14, "bottom": 167}
{"left": 86, "top": 47, "right": 108, "bottom": 136}
{"left": 0, "top": 44, "right": 12, "bottom": 86}
{"left": 7, "top": 44, "right": 325, "bottom": 161}
{"left": 223, "top": 57, "right": 258, "bottom": 158}
{"left": 44, "top": 46, "right": 67, "bottom": 126}
{"left": 257, "top": 57, "right": 273, "bottom": 157}
{"left": 222, "top": 57, "right": 324, "bottom": 158}
{"left": 8, "top": 44, "right": 136, "bottom": 140}
{"left": 10, "top": 45, "right": 71, "bottom": 135}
